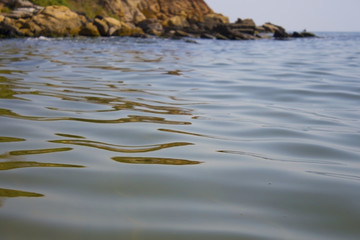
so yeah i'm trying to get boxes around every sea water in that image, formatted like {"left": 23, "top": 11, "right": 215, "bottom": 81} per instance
{"left": 0, "top": 33, "right": 360, "bottom": 240}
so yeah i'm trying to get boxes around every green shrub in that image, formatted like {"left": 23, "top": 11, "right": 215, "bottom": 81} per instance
{"left": 30, "top": 0, "right": 69, "bottom": 7}
{"left": 0, "top": 7, "right": 12, "bottom": 13}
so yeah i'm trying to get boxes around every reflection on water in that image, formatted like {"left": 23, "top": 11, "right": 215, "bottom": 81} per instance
{"left": 158, "top": 128, "right": 221, "bottom": 140}
{"left": 0, "top": 147, "right": 72, "bottom": 158}
{"left": 0, "top": 136, "right": 25, "bottom": 142}
{"left": 0, "top": 161, "right": 84, "bottom": 171}
{"left": 0, "top": 108, "right": 191, "bottom": 124}
{"left": 0, "top": 188, "right": 44, "bottom": 197}
{"left": 50, "top": 138, "right": 193, "bottom": 153}
{"left": 0, "top": 188, "right": 43, "bottom": 209}
{"left": 112, "top": 156, "right": 202, "bottom": 165}
{"left": 0, "top": 35, "right": 360, "bottom": 240}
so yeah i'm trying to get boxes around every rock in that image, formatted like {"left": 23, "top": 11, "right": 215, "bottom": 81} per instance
{"left": 230, "top": 26, "right": 255, "bottom": 35}
{"left": 163, "top": 15, "right": 189, "bottom": 29}
{"left": 100, "top": 0, "right": 217, "bottom": 35}
{"left": 22, "top": 20, "right": 41, "bottom": 37}
{"left": 255, "top": 26, "right": 266, "bottom": 32}
{"left": 103, "top": 17, "right": 122, "bottom": 28}
{"left": 262, "top": 22, "right": 289, "bottom": 39}
{"left": 138, "top": 0, "right": 213, "bottom": 22}
{"left": 103, "top": 17, "right": 122, "bottom": 36}
{"left": 205, "top": 13, "right": 229, "bottom": 24}
{"left": 93, "top": 17, "right": 109, "bottom": 36}
{"left": 199, "top": 13, "right": 229, "bottom": 31}
{"left": 163, "top": 29, "right": 194, "bottom": 39}
{"left": 230, "top": 18, "right": 257, "bottom": 35}
{"left": 31, "top": 6, "right": 87, "bottom": 37}
{"left": 174, "top": 29, "right": 192, "bottom": 37}
{"left": 200, "top": 33, "right": 216, "bottom": 39}
{"left": 2, "top": 0, "right": 34, "bottom": 9}
{"left": 256, "top": 32, "right": 272, "bottom": 39}
{"left": 302, "top": 31, "right": 316, "bottom": 37}
{"left": 291, "top": 31, "right": 316, "bottom": 38}
{"left": 274, "top": 28, "right": 289, "bottom": 39}
{"left": 80, "top": 22, "right": 100, "bottom": 37}
{"left": 214, "top": 33, "right": 229, "bottom": 40}
{"left": 102, "top": 0, "right": 146, "bottom": 23}
{"left": 262, "top": 22, "right": 284, "bottom": 33}
{"left": 5, "top": 7, "right": 38, "bottom": 19}
{"left": 234, "top": 18, "right": 256, "bottom": 29}
{"left": 93, "top": 16, "right": 143, "bottom": 36}
{"left": 212, "top": 23, "right": 257, "bottom": 40}
{"left": 0, "top": 17, "right": 23, "bottom": 37}
{"left": 137, "top": 18, "right": 163, "bottom": 36}
{"left": 113, "top": 22, "right": 144, "bottom": 37}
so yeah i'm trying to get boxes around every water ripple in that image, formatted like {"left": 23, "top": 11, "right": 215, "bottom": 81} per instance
{"left": 1, "top": 34, "right": 360, "bottom": 240}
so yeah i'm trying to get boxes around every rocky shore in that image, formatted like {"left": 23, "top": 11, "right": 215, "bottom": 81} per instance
{"left": 0, "top": 0, "right": 316, "bottom": 40}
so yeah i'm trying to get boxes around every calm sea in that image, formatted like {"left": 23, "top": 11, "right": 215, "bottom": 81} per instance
{"left": 0, "top": 32, "right": 360, "bottom": 240}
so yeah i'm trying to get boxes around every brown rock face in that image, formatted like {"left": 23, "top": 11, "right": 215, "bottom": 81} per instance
{"left": 139, "top": 0, "right": 213, "bottom": 19}
{"left": 102, "top": 0, "right": 216, "bottom": 23}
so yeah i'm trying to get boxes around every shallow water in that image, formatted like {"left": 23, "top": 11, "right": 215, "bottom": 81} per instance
{"left": 0, "top": 33, "right": 360, "bottom": 240}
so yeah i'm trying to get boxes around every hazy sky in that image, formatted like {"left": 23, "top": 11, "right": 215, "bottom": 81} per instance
{"left": 206, "top": 0, "right": 360, "bottom": 32}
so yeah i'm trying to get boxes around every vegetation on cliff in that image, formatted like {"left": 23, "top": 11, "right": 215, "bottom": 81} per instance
{"left": 30, "top": 0, "right": 68, "bottom": 7}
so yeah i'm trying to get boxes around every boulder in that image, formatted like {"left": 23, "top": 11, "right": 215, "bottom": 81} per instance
{"left": 291, "top": 31, "right": 316, "bottom": 38}
{"left": 2, "top": 0, "right": 34, "bottom": 9}
{"left": 80, "top": 22, "right": 100, "bottom": 37}
{"left": 301, "top": 31, "right": 316, "bottom": 37}
{"left": 200, "top": 33, "right": 216, "bottom": 39}
{"left": 173, "top": 29, "right": 192, "bottom": 37}
{"left": 262, "top": 22, "right": 285, "bottom": 33}
{"left": 137, "top": 18, "right": 163, "bottom": 36}
{"left": 163, "top": 15, "right": 189, "bottom": 29}
{"left": 261, "top": 22, "right": 289, "bottom": 39}
{"left": 93, "top": 16, "right": 143, "bottom": 36}
{"left": 274, "top": 28, "right": 289, "bottom": 39}
{"left": 212, "top": 23, "right": 258, "bottom": 40}
{"left": 96, "top": 17, "right": 123, "bottom": 36}
{"left": 214, "top": 33, "right": 229, "bottom": 40}
{"left": 199, "top": 13, "right": 229, "bottom": 31}
{"left": 113, "top": 22, "right": 144, "bottom": 37}
{"left": 31, "top": 6, "right": 87, "bottom": 37}
{"left": 93, "top": 17, "right": 109, "bottom": 36}
{"left": 205, "top": 13, "right": 229, "bottom": 24}
{"left": 234, "top": 18, "right": 256, "bottom": 29}
{"left": 0, "top": 17, "right": 23, "bottom": 37}
{"left": 4, "top": 7, "right": 38, "bottom": 19}
{"left": 255, "top": 26, "right": 266, "bottom": 32}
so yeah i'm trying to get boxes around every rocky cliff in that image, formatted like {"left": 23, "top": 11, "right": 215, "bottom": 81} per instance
{"left": 0, "top": 0, "right": 315, "bottom": 39}
{"left": 101, "top": 0, "right": 215, "bottom": 23}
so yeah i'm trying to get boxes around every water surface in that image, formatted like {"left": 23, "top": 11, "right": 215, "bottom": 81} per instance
{"left": 1, "top": 33, "right": 360, "bottom": 240}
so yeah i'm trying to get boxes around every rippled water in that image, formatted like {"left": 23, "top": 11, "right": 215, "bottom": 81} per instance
{"left": 1, "top": 33, "right": 360, "bottom": 240}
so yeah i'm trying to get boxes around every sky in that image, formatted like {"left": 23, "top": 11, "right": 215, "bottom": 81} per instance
{"left": 205, "top": 0, "right": 360, "bottom": 32}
